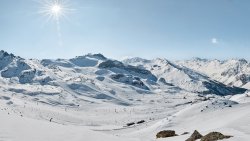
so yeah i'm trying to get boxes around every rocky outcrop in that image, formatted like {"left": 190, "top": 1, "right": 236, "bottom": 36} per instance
{"left": 0, "top": 50, "right": 16, "bottom": 70}
{"left": 200, "top": 132, "right": 232, "bottom": 141}
{"left": 110, "top": 74, "right": 149, "bottom": 90}
{"left": 186, "top": 130, "right": 203, "bottom": 141}
{"left": 19, "top": 69, "right": 36, "bottom": 84}
{"left": 202, "top": 81, "right": 247, "bottom": 96}
{"left": 99, "top": 60, "right": 157, "bottom": 81}
{"left": 1, "top": 60, "right": 31, "bottom": 78}
{"left": 98, "top": 60, "right": 124, "bottom": 69}
{"left": 185, "top": 130, "right": 232, "bottom": 141}
{"left": 156, "top": 130, "right": 177, "bottom": 138}
{"left": 236, "top": 74, "right": 250, "bottom": 85}
{"left": 158, "top": 77, "right": 174, "bottom": 86}
{"left": 88, "top": 53, "right": 107, "bottom": 60}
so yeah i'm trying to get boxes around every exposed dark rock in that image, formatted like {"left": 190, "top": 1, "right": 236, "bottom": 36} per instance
{"left": 200, "top": 132, "right": 232, "bottom": 141}
{"left": 181, "top": 132, "right": 189, "bottom": 135}
{"left": 136, "top": 120, "right": 145, "bottom": 124}
{"left": 99, "top": 60, "right": 157, "bottom": 81}
{"left": 156, "top": 130, "right": 177, "bottom": 138}
{"left": 0, "top": 50, "right": 16, "bottom": 70}
{"left": 38, "top": 76, "right": 53, "bottom": 85}
{"left": 158, "top": 78, "right": 174, "bottom": 86}
{"left": 110, "top": 73, "right": 125, "bottom": 80}
{"left": 19, "top": 69, "right": 36, "bottom": 84}
{"left": 202, "top": 81, "right": 247, "bottom": 96}
{"left": 126, "top": 122, "right": 135, "bottom": 126}
{"left": 110, "top": 74, "right": 149, "bottom": 90}
{"left": 221, "top": 68, "right": 239, "bottom": 77}
{"left": 236, "top": 74, "right": 250, "bottom": 85}
{"left": 186, "top": 130, "right": 203, "bottom": 141}
{"left": 98, "top": 60, "right": 124, "bottom": 69}
{"left": 1, "top": 60, "right": 31, "bottom": 78}
{"left": 89, "top": 53, "right": 107, "bottom": 60}
{"left": 96, "top": 76, "right": 105, "bottom": 81}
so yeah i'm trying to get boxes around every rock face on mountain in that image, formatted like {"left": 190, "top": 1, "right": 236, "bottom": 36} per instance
{"left": 99, "top": 60, "right": 157, "bottom": 82}
{"left": 1, "top": 60, "right": 31, "bottom": 78}
{"left": 18, "top": 69, "right": 36, "bottom": 84}
{"left": 0, "top": 50, "right": 16, "bottom": 70}
{"left": 201, "top": 81, "right": 246, "bottom": 95}
{"left": 0, "top": 50, "right": 53, "bottom": 85}
{"left": 158, "top": 77, "right": 174, "bottom": 86}
{"left": 110, "top": 74, "right": 149, "bottom": 90}
{"left": 0, "top": 51, "right": 33, "bottom": 81}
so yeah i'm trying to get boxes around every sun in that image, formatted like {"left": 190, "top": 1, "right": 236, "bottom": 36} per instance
{"left": 36, "top": 0, "right": 75, "bottom": 46}
{"left": 37, "top": 0, "right": 74, "bottom": 22}
{"left": 51, "top": 4, "right": 62, "bottom": 15}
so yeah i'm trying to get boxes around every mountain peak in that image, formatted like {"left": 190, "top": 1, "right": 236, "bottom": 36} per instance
{"left": 191, "top": 57, "right": 209, "bottom": 62}
{"left": 226, "top": 58, "right": 248, "bottom": 65}
{"left": 86, "top": 53, "right": 107, "bottom": 60}
{"left": 122, "top": 57, "right": 150, "bottom": 64}
{"left": 0, "top": 50, "right": 16, "bottom": 59}
{"left": 74, "top": 53, "right": 107, "bottom": 61}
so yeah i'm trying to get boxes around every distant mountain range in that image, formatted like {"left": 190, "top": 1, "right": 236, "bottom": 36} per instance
{"left": 0, "top": 50, "right": 248, "bottom": 106}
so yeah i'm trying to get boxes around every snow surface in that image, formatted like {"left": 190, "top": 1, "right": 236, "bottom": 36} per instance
{"left": 0, "top": 51, "right": 249, "bottom": 141}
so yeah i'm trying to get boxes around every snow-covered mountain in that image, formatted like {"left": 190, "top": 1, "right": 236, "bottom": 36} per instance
{"left": 176, "top": 58, "right": 250, "bottom": 89}
{"left": 0, "top": 50, "right": 246, "bottom": 101}
{"left": 1, "top": 50, "right": 250, "bottom": 141}
{"left": 123, "top": 57, "right": 247, "bottom": 95}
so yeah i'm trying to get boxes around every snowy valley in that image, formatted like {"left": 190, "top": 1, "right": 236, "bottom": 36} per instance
{"left": 0, "top": 50, "right": 250, "bottom": 141}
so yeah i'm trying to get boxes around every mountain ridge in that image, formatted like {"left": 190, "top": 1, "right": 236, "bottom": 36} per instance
{"left": 0, "top": 50, "right": 247, "bottom": 102}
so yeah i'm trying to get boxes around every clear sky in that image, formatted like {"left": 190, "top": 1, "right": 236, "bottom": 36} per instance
{"left": 0, "top": 0, "right": 249, "bottom": 60}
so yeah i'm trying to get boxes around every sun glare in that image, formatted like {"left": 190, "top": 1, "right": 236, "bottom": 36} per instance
{"left": 38, "top": 0, "right": 74, "bottom": 22}
{"left": 37, "top": 0, "right": 75, "bottom": 46}
{"left": 51, "top": 4, "right": 61, "bottom": 15}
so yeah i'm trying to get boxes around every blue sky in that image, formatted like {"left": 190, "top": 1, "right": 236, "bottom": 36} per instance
{"left": 0, "top": 0, "right": 249, "bottom": 60}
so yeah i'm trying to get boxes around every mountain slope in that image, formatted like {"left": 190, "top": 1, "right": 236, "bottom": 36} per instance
{"left": 0, "top": 50, "right": 250, "bottom": 141}
{"left": 123, "top": 58, "right": 247, "bottom": 95}
{"left": 177, "top": 58, "right": 250, "bottom": 89}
